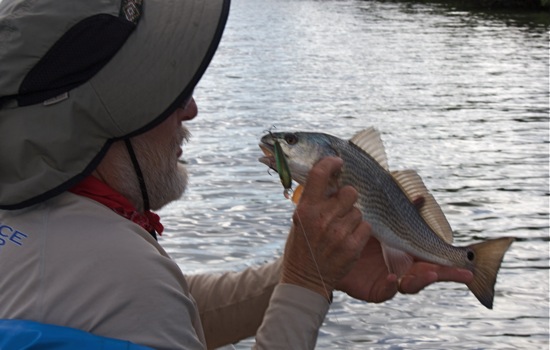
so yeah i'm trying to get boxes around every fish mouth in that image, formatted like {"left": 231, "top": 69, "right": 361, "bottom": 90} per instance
{"left": 258, "top": 143, "right": 277, "bottom": 171}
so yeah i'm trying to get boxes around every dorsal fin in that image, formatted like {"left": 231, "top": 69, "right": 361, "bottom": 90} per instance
{"left": 350, "top": 127, "right": 389, "bottom": 170}
{"left": 391, "top": 170, "right": 454, "bottom": 243}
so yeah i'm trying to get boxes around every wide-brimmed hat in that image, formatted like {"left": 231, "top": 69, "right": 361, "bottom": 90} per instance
{"left": 0, "top": 0, "right": 230, "bottom": 210}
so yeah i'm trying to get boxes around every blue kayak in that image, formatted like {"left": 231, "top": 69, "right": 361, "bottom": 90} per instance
{"left": 0, "top": 319, "right": 153, "bottom": 350}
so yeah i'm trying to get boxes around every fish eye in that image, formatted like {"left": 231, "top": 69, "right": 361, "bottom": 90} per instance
{"left": 467, "top": 251, "right": 475, "bottom": 261}
{"left": 285, "top": 134, "right": 298, "bottom": 145}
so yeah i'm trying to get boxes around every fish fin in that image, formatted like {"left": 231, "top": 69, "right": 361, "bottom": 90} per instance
{"left": 349, "top": 127, "right": 389, "bottom": 171}
{"left": 391, "top": 170, "right": 454, "bottom": 244}
{"left": 466, "top": 237, "right": 514, "bottom": 309}
{"left": 291, "top": 184, "right": 304, "bottom": 204}
{"left": 381, "top": 243, "right": 414, "bottom": 277}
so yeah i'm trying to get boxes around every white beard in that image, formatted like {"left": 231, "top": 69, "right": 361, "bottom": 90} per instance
{"left": 110, "top": 126, "right": 190, "bottom": 212}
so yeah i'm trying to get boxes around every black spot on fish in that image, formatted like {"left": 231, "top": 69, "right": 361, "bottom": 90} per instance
{"left": 467, "top": 251, "right": 475, "bottom": 261}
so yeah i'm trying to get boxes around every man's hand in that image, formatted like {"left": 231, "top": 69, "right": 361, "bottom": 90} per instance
{"left": 280, "top": 157, "right": 371, "bottom": 300}
{"left": 335, "top": 237, "right": 474, "bottom": 303}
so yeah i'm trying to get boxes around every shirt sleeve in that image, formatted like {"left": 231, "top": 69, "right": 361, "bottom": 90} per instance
{"left": 187, "top": 258, "right": 282, "bottom": 348}
{"left": 187, "top": 259, "right": 330, "bottom": 349}
{"left": 253, "top": 284, "right": 330, "bottom": 350}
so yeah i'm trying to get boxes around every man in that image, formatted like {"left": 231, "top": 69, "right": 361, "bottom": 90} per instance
{"left": 0, "top": 0, "right": 472, "bottom": 349}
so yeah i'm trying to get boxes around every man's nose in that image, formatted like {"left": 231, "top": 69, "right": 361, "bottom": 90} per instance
{"left": 180, "top": 97, "right": 198, "bottom": 121}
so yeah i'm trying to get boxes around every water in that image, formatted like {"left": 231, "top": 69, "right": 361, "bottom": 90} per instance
{"left": 158, "top": 0, "right": 549, "bottom": 348}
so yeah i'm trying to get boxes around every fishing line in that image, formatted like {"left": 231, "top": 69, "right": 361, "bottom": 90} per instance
{"left": 292, "top": 196, "right": 344, "bottom": 337}
{"left": 269, "top": 133, "right": 345, "bottom": 337}
{"left": 292, "top": 199, "right": 332, "bottom": 304}
{"left": 271, "top": 135, "right": 332, "bottom": 304}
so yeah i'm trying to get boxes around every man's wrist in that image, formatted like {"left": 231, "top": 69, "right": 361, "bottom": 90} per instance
{"left": 280, "top": 273, "right": 334, "bottom": 304}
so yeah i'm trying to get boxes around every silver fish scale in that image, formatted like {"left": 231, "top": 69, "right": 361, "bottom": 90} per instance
{"left": 327, "top": 136, "right": 469, "bottom": 268}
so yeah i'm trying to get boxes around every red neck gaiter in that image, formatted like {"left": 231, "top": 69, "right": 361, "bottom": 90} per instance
{"left": 69, "top": 176, "right": 163, "bottom": 236}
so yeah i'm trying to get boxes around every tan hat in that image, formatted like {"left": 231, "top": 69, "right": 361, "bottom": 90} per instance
{"left": 0, "top": 0, "right": 230, "bottom": 209}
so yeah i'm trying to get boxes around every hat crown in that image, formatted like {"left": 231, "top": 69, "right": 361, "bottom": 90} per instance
{"left": 0, "top": 0, "right": 230, "bottom": 210}
{"left": 0, "top": 0, "right": 142, "bottom": 107}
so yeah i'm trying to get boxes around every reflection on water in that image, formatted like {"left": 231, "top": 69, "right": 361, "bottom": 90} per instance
{"left": 159, "top": 0, "right": 549, "bottom": 348}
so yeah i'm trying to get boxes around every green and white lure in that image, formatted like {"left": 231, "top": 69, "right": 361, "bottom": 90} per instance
{"left": 272, "top": 137, "right": 293, "bottom": 199}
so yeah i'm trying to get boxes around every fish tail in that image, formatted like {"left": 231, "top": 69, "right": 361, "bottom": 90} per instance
{"left": 466, "top": 237, "right": 514, "bottom": 309}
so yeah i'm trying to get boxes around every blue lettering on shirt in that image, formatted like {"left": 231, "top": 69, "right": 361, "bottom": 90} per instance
{"left": 0, "top": 225, "right": 11, "bottom": 238}
{"left": 0, "top": 224, "right": 28, "bottom": 251}
{"left": 9, "top": 230, "right": 27, "bottom": 245}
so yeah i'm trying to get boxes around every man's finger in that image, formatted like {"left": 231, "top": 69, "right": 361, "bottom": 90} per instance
{"left": 301, "top": 157, "right": 343, "bottom": 202}
{"left": 334, "top": 185, "right": 359, "bottom": 216}
{"left": 397, "top": 263, "right": 474, "bottom": 294}
{"left": 398, "top": 271, "right": 438, "bottom": 294}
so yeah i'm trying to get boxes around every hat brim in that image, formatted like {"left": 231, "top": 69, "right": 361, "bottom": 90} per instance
{"left": 0, "top": 0, "right": 230, "bottom": 209}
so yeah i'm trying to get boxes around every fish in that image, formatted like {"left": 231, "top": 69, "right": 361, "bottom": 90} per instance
{"left": 259, "top": 127, "right": 514, "bottom": 309}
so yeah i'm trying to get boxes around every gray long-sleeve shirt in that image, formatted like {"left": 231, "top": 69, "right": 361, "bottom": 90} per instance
{"left": 0, "top": 192, "right": 329, "bottom": 349}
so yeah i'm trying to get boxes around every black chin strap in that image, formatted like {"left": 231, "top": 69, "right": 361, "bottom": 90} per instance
{"left": 124, "top": 139, "right": 157, "bottom": 240}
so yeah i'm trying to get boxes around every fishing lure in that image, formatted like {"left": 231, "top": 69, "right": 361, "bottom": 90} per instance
{"left": 272, "top": 137, "right": 293, "bottom": 199}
